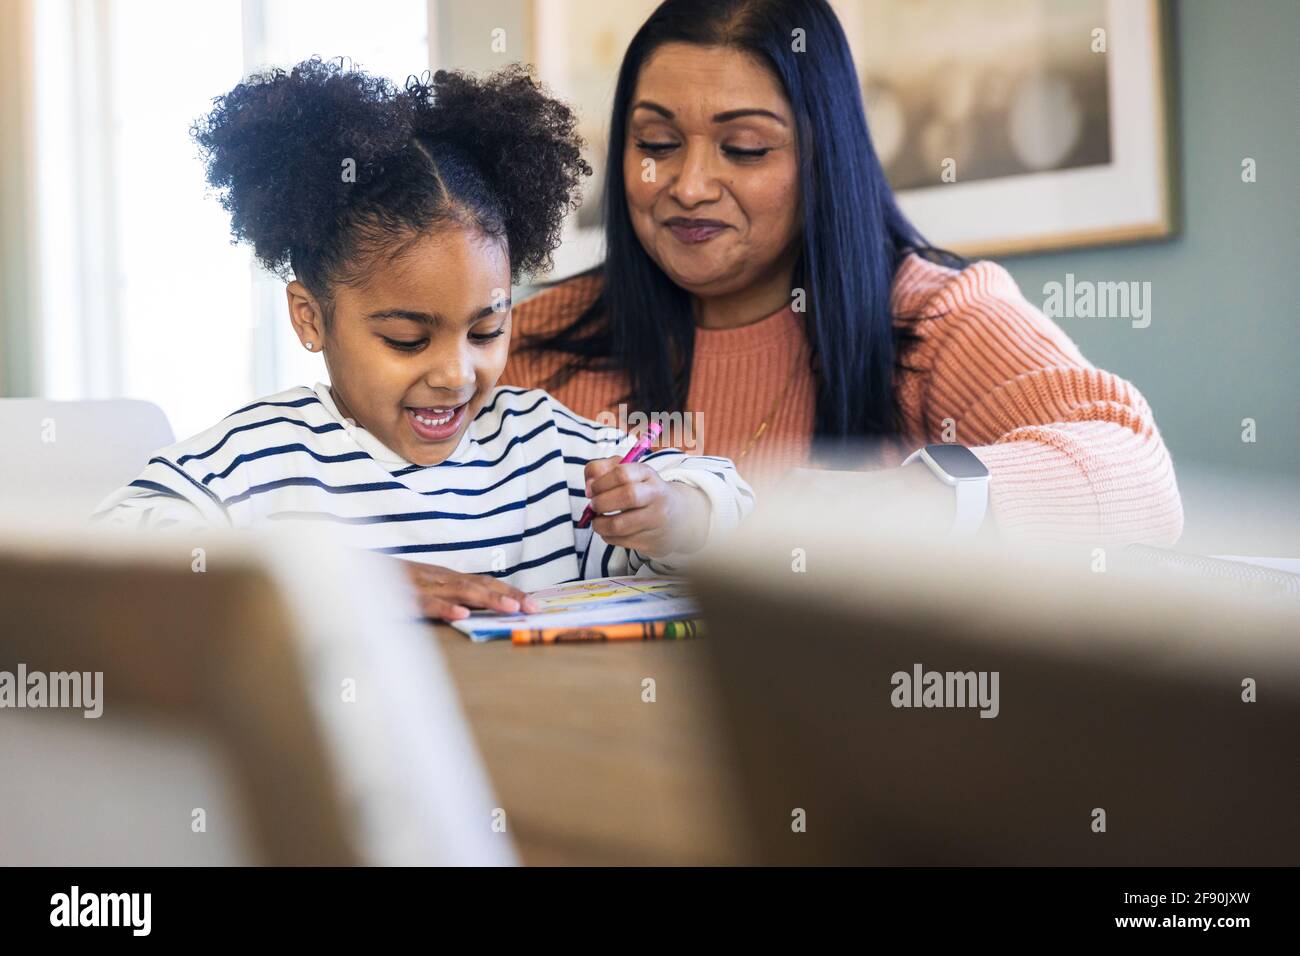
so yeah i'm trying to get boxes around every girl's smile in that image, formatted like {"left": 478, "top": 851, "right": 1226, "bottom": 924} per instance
{"left": 405, "top": 402, "right": 470, "bottom": 442}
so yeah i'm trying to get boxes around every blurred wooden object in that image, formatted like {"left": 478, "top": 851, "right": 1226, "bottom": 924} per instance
{"left": 691, "top": 489, "right": 1300, "bottom": 865}
{"left": 0, "top": 528, "right": 512, "bottom": 866}
{"left": 0, "top": 546, "right": 356, "bottom": 865}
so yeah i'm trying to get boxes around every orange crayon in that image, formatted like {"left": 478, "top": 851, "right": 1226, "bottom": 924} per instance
{"left": 512, "top": 617, "right": 703, "bottom": 645}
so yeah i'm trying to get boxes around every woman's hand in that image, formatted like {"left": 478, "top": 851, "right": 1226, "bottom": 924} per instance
{"left": 397, "top": 559, "right": 541, "bottom": 621}
{"left": 583, "top": 457, "right": 712, "bottom": 558}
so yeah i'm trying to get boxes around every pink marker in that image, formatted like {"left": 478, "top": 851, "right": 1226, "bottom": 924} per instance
{"left": 577, "top": 421, "right": 663, "bottom": 529}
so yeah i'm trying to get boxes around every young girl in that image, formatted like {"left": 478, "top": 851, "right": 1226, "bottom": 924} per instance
{"left": 93, "top": 58, "right": 755, "bottom": 620}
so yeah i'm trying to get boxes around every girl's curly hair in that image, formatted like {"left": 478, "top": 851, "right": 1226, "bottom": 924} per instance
{"left": 192, "top": 57, "right": 591, "bottom": 311}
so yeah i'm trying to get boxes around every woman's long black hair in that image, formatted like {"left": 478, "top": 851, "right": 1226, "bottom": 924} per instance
{"left": 519, "top": 0, "right": 964, "bottom": 452}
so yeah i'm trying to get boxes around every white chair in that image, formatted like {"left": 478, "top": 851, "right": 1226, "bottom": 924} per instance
{"left": 0, "top": 398, "right": 173, "bottom": 516}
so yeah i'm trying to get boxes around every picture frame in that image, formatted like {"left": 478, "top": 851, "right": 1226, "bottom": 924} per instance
{"left": 529, "top": 0, "right": 662, "bottom": 278}
{"left": 836, "top": 0, "right": 1177, "bottom": 257}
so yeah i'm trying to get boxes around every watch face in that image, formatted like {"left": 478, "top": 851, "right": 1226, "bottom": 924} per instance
{"left": 925, "top": 443, "right": 990, "bottom": 480}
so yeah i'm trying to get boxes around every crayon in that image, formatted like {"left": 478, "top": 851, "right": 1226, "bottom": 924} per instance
{"left": 511, "top": 617, "right": 703, "bottom": 644}
{"left": 577, "top": 421, "right": 663, "bottom": 529}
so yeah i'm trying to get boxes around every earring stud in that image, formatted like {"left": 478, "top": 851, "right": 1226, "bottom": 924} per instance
{"left": 305, "top": 342, "right": 314, "bottom": 351}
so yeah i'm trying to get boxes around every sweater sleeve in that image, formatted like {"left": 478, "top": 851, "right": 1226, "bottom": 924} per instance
{"left": 894, "top": 258, "right": 1183, "bottom": 545}
{"left": 546, "top": 396, "right": 756, "bottom": 577}
{"left": 89, "top": 454, "right": 233, "bottom": 532}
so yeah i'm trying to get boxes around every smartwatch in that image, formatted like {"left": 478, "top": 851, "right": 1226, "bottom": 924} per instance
{"left": 901, "top": 444, "right": 991, "bottom": 536}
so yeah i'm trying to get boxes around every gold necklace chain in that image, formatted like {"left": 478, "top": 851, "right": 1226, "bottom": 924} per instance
{"left": 735, "top": 342, "right": 810, "bottom": 462}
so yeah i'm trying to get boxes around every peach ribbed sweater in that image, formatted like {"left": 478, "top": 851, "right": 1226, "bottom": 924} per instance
{"left": 501, "top": 253, "right": 1183, "bottom": 544}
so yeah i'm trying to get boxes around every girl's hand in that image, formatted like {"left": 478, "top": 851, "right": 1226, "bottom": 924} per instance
{"left": 397, "top": 559, "right": 541, "bottom": 621}
{"left": 583, "top": 457, "right": 712, "bottom": 558}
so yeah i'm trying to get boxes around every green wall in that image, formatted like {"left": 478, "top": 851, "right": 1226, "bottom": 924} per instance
{"left": 993, "top": 0, "right": 1299, "bottom": 479}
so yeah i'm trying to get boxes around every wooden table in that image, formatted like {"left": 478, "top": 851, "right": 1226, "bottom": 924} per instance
{"left": 432, "top": 625, "right": 757, "bottom": 865}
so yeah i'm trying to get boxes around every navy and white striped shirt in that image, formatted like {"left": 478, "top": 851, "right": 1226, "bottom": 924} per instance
{"left": 91, "top": 383, "right": 755, "bottom": 589}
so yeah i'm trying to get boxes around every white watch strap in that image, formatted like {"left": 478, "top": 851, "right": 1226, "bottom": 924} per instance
{"left": 903, "top": 446, "right": 989, "bottom": 537}
{"left": 950, "top": 478, "right": 988, "bottom": 536}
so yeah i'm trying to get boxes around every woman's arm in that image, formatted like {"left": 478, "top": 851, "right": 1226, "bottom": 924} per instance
{"left": 895, "top": 258, "right": 1183, "bottom": 545}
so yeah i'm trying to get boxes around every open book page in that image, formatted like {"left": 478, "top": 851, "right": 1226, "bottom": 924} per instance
{"left": 449, "top": 575, "right": 699, "bottom": 642}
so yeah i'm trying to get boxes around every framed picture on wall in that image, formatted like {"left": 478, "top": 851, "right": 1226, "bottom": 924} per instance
{"left": 529, "top": 0, "right": 662, "bottom": 278}
{"left": 833, "top": 0, "right": 1176, "bottom": 257}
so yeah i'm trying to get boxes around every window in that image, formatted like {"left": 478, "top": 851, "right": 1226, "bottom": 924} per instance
{"left": 34, "top": 0, "right": 429, "bottom": 440}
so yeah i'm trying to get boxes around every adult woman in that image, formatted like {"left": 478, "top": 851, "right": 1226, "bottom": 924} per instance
{"left": 502, "top": 0, "right": 1182, "bottom": 543}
